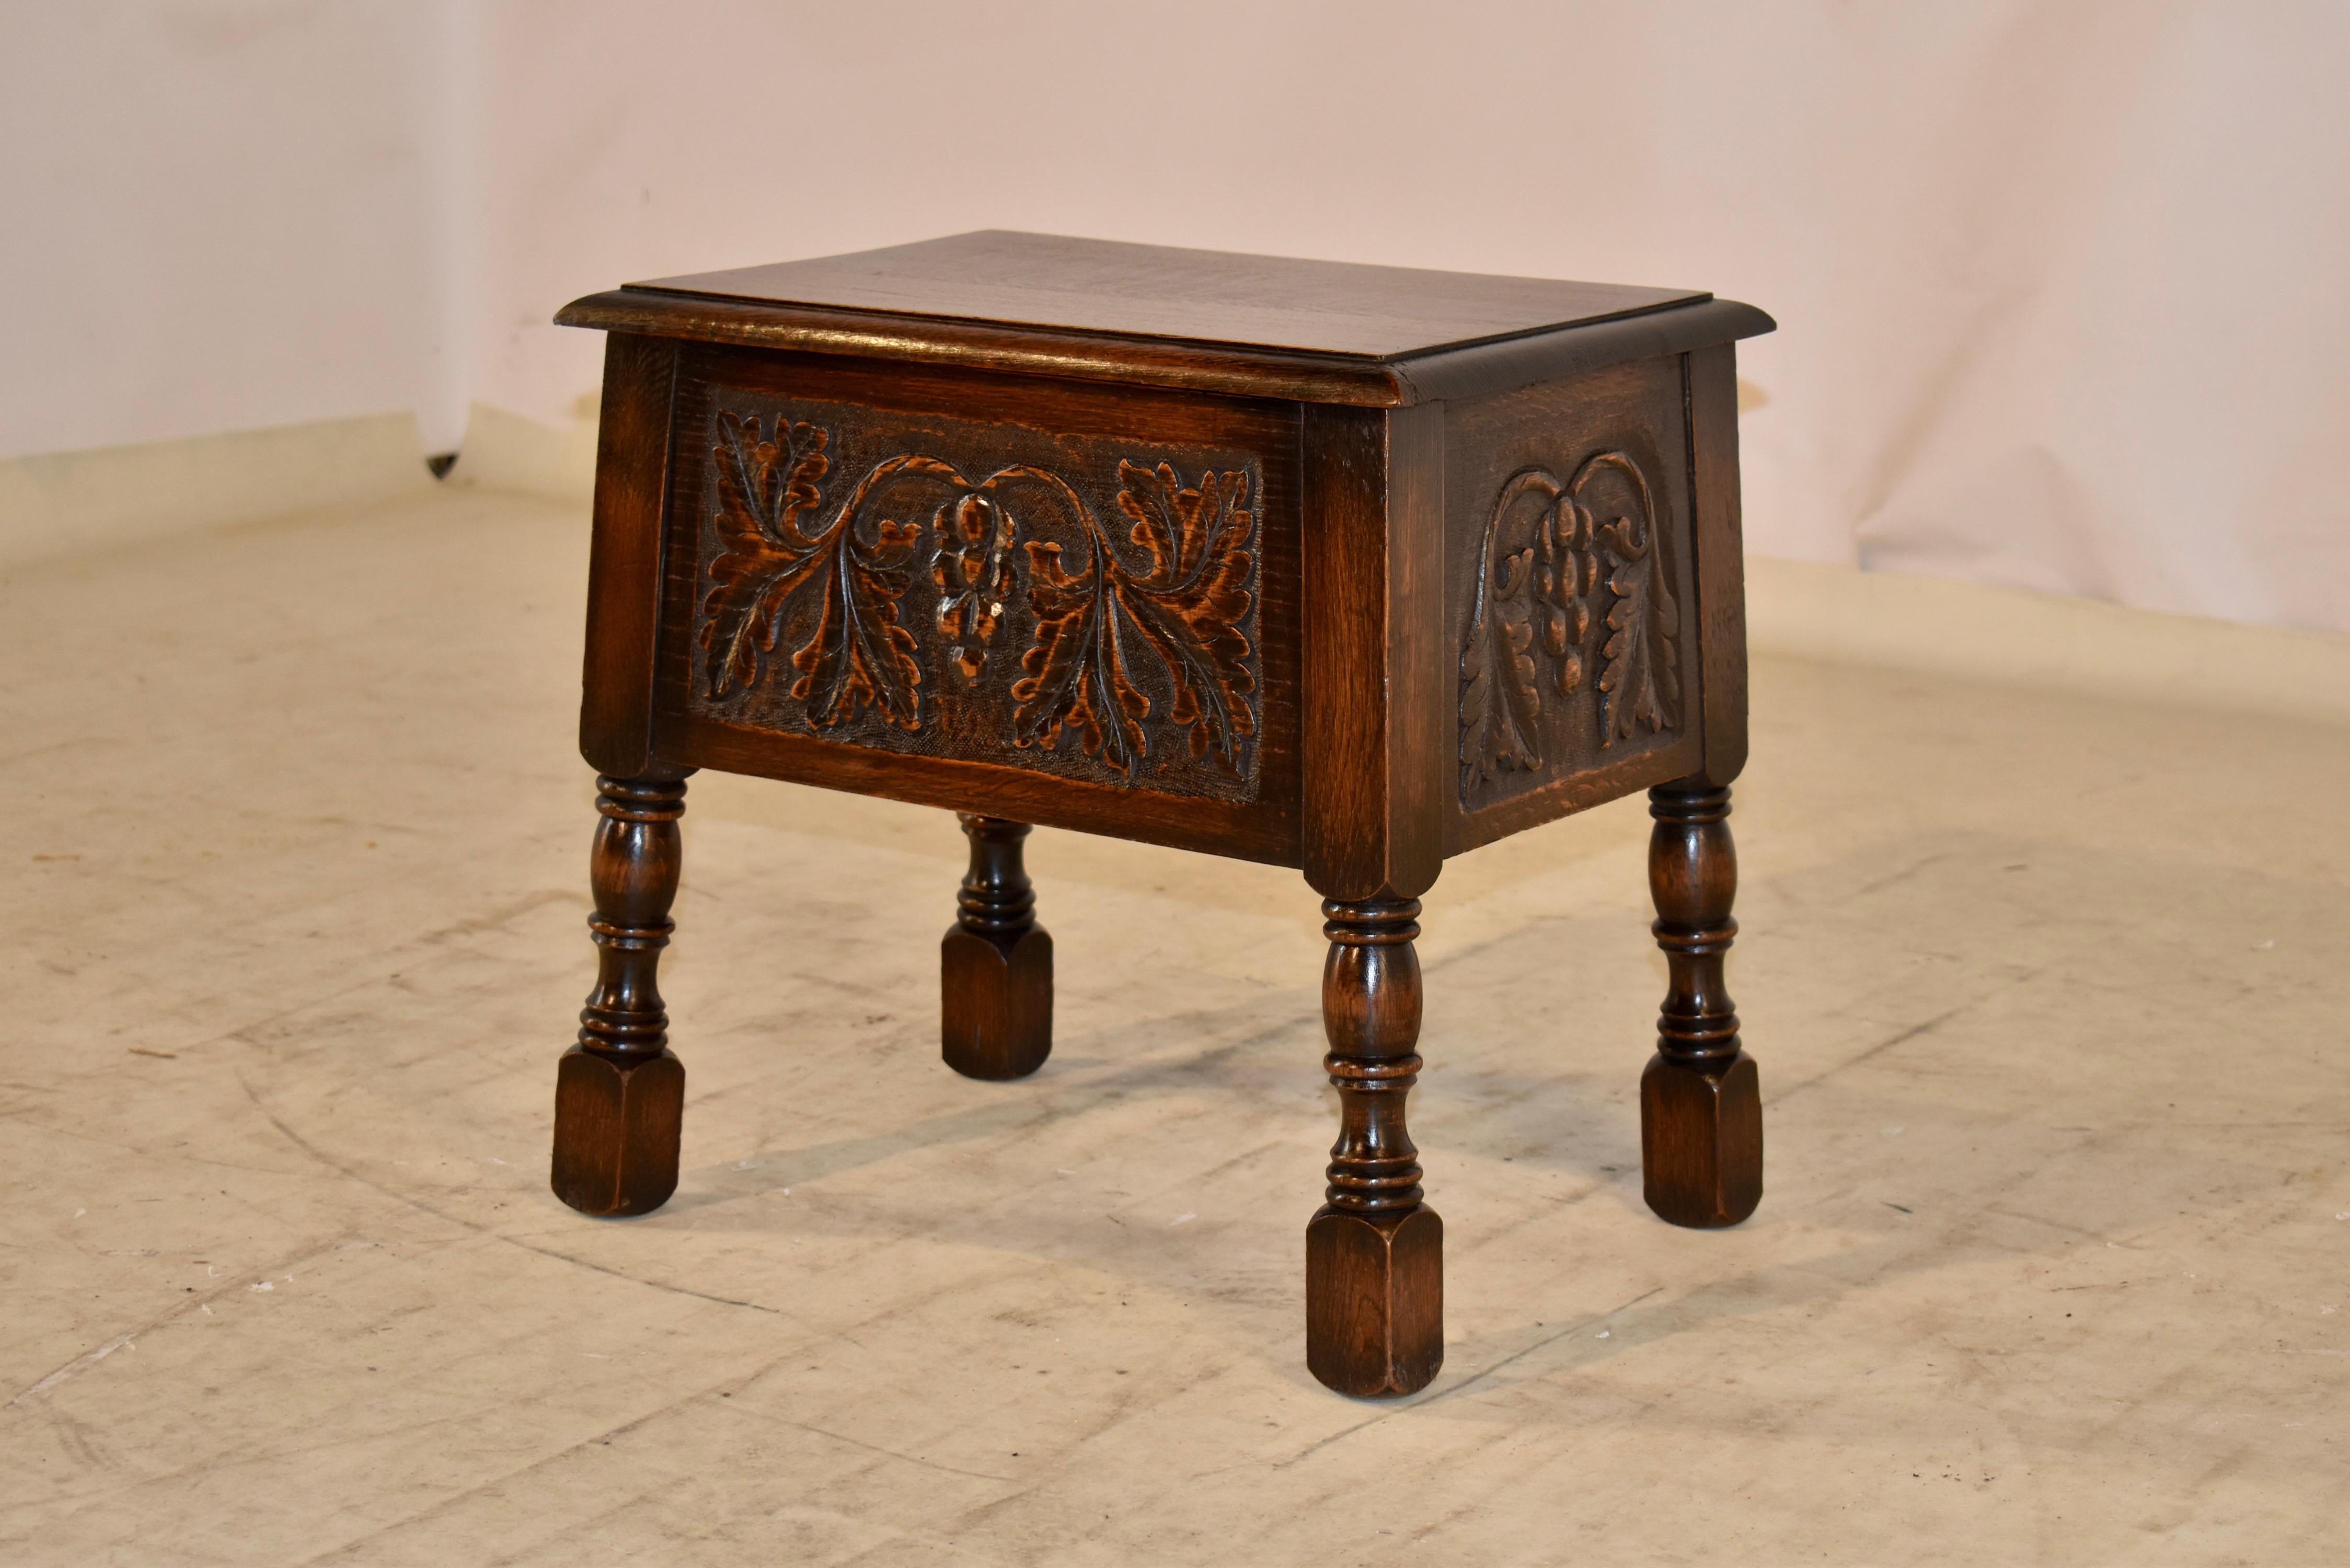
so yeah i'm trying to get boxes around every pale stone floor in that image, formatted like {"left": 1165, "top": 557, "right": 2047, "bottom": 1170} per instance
{"left": 4, "top": 490, "right": 2346, "bottom": 1565}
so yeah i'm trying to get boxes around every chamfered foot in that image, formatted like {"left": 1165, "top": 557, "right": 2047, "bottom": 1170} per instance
{"left": 1309, "top": 893, "right": 1441, "bottom": 1397}
{"left": 551, "top": 1045, "right": 684, "bottom": 1217}
{"left": 942, "top": 814, "right": 1052, "bottom": 1080}
{"left": 1640, "top": 1048, "right": 1762, "bottom": 1228}
{"left": 1644, "top": 780, "right": 1761, "bottom": 1228}
{"left": 941, "top": 924, "right": 1053, "bottom": 1080}
{"left": 1306, "top": 1205, "right": 1444, "bottom": 1397}
{"left": 552, "top": 772, "right": 687, "bottom": 1218}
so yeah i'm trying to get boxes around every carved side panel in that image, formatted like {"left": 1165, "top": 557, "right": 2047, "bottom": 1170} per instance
{"left": 674, "top": 380, "right": 1268, "bottom": 803}
{"left": 1445, "top": 357, "right": 1700, "bottom": 836}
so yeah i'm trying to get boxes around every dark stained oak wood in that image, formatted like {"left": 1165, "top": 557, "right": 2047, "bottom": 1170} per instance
{"left": 1393, "top": 298, "right": 1773, "bottom": 405}
{"left": 663, "top": 348, "right": 1281, "bottom": 802}
{"left": 578, "top": 335, "right": 679, "bottom": 777}
{"left": 1307, "top": 896, "right": 1442, "bottom": 1397}
{"left": 558, "top": 290, "right": 1414, "bottom": 409}
{"left": 1686, "top": 344, "right": 1751, "bottom": 787}
{"left": 1642, "top": 780, "right": 1762, "bottom": 1227}
{"left": 551, "top": 232, "right": 1772, "bottom": 1397}
{"left": 1443, "top": 355, "right": 1706, "bottom": 854}
{"left": 557, "top": 233, "right": 1774, "bottom": 409}
{"left": 1293, "top": 399, "right": 1450, "bottom": 1396}
{"left": 941, "top": 815, "right": 1053, "bottom": 1080}
{"left": 650, "top": 345, "right": 1304, "bottom": 867}
{"left": 637, "top": 231, "right": 1706, "bottom": 359}
{"left": 666, "top": 714, "right": 1298, "bottom": 866}
{"left": 1299, "top": 402, "right": 1445, "bottom": 903}
{"left": 551, "top": 773, "right": 692, "bottom": 1217}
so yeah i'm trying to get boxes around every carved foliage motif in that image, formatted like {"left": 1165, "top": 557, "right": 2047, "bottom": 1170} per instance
{"left": 1459, "top": 452, "right": 1680, "bottom": 799}
{"left": 695, "top": 410, "right": 1260, "bottom": 788}
{"left": 702, "top": 414, "right": 930, "bottom": 728}
{"left": 1014, "top": 462, "right": 1257, "bottom": 776}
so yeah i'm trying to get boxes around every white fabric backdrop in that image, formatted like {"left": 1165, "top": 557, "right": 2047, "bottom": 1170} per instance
{"left": 2, "top": 5, "right": 471, "bottom": 457}
{"left": 6, "top": 2, "right": 2347, "bottom": 632}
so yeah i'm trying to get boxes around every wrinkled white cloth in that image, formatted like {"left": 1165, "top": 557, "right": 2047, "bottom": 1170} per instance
{"left": 7, "top": 2, "right": 2346, "bottom": 632}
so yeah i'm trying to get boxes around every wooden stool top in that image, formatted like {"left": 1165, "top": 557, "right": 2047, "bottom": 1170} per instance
{"left": 559, "top": 230, "right": 1770, "bottom": 406}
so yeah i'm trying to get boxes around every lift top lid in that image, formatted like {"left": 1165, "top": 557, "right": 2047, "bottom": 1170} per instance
{"left": 632, "top": 230, "right": 1708, "bottom": 361}
{"left": 561, "top": 231, "right": 1772, "bottom": 405}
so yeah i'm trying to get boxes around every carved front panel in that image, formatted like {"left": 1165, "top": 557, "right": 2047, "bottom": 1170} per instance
{"left": 1446, "top": 357, "right": 1699, "bottom": 829}
{"left": 670, "top": 371, "right": 1271, "bottom": 804}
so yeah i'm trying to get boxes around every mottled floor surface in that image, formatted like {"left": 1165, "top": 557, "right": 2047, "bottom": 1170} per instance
{"left": 5, "top": 491, "right": 2346, "bottom": 1566}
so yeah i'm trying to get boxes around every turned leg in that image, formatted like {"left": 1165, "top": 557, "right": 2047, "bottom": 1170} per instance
{"left": 941, "top": 814, "right": 1053, "bottom": 1080}
{"left": 1306, "top": 895, "right": 1442, "bottom": 1398}
{"left": 551, "top": 772, "right": 689, "bottom": 1216}
{"left": 1643, "top": 780, "right": 1762, "bottom": 1227}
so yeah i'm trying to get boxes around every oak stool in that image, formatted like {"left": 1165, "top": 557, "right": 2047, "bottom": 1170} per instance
{"left": 548, "top": 233, "right": 1773, "bottom": 1398}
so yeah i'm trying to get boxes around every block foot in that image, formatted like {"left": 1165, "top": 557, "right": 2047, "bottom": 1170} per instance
{"left": 941, "top": 925, "right": 1053, "bottom": 1080}
{"left": 551, "top": 1045, "right": 684, "bottom": 1217}
{"left": 942, "top": 815, "right": 1052, "bottom": 1080}
{"left": 1641, "top": 1049, "right": 1762, "bottom": 1228}
{"left": 1306, "top": 1206, "right": 1444, "bottom": 1397}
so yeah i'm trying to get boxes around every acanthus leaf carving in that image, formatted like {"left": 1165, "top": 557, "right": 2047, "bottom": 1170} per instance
{"left": 1112, "top": 460, "right": 1259, "bottom": 767}
{"left": 1014, "top": 529, "right": 1156, "bottom": 774}
{"left": 696, "top": 409, "right": 1260, "bottom": 790}
{"left": 1595, "top": 500, "right": 1680, "bottom": 744}
{"left": 701, "top": 413, "right": 831, "bottom": 701}
{"left": 1011, "top": 462, "right": 1258, "bottom": 777}
{"left": 1459, "top": 471, "right": 1560, "bottom": 790}
{"left": 1458, "top": 451, "right": 1679, "bottom": 802}
{"left": 700, "top": 411, "right": 952, "bottom": 730}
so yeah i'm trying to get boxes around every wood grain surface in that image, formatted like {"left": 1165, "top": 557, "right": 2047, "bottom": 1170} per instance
{"left": 636, "top": 230, "right": 1705, "bottom": 359}
{"left": 577, "top": 333, "right": 678, "bottom": 778}
{"left": 1442, "top": 355, "right": 1704, "bottom": 852}
{"left": 649, "top": 346, "right": 1305, "bottom": 866}
{"left": 1686, "top": 343, "right": 1751, "bottom": 787}
{"left": 550, "top": 240, "right": 1776, "bottom": 1403}
{"left": 556, "top": 234, "right": 1773, "bottom": 408}
{"left": 1641, "top": 781, "right": 1762, "bottom": 1227}
{"left": 940, "top": 815, "right": 1053, "bottom": 1082}
{"left": 1298, "top": 402, "right": 1446, "bottom": 902}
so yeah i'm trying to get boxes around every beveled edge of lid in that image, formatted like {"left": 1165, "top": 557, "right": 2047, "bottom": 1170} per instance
{"left": 554, "top": 289, "right": 1775, "bottom": 408}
